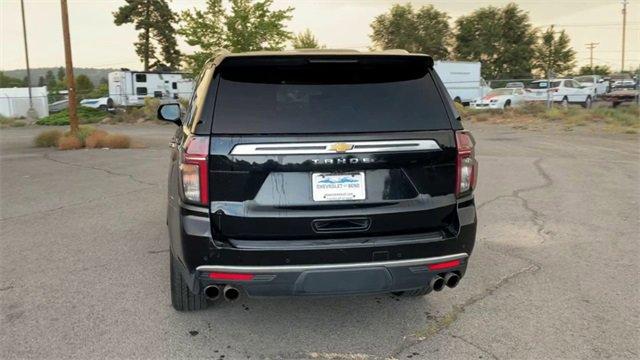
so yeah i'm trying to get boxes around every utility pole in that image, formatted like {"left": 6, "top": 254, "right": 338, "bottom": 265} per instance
{"left": 621, "top": 0, "right": 628, "bottom": 71}
{"left": 20, "top": 0, "right": 37, "bottom": 121}
{"left": 585, "top": 42, "right": 599, "bottom": 70}
{"left": 60, "top": 0, "right": 79, "bottom": 134}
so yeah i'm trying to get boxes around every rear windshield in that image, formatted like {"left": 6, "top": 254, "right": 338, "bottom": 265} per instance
{"left": 528, "top": 81, "right": 561, "bottom": 89}
{"left": 211, "top": 57, "right": 451, "bottom": 134}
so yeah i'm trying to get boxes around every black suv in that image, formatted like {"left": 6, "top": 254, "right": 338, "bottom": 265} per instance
{"left": 158, "top": 51, "right": 478, "bottom": 311}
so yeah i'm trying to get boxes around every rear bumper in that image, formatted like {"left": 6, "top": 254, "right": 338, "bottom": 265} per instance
{"left": 196, "top": 253, "right": 468, "bottom": 297}
{"left": 170, "top": 200, "right": 476, "bottom": 297}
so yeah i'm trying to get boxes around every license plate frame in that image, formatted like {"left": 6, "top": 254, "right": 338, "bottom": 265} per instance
{"left": 312, "top": 172, "right": 366, "bottom": 202}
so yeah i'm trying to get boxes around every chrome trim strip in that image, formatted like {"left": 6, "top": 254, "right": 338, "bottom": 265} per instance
{"left": 230, "top": 139, "right": 441, "bottom": 155}
{"left": 196, "top": 253, "right": 467, "bottom": 274}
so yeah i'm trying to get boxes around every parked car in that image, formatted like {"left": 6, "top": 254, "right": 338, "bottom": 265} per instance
{"left": 79, "top": 97, "right": 113, "bottom": 110}
{"left": 574, "top": 75, "right": 609, "bottom": 97}
{"left": 611, "top": 79, "right": 638, "bottom": 91}
{"left": 505, "top": 82, "right": 525, "bottom": 89}
{"left": 158, "top": 51, "right": 478, "bottom": 311}
{"left": 470, "top": 88, "right": 526, "bottom": 109}
{"left": 525, "top": 79, "right": 593, "bottom": 108}
{"left": 48, "top": 99, "right": 68, "bottom": 113}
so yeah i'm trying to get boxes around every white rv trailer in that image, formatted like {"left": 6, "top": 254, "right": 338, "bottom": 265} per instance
{"left": 433, "top": 61, "right": 491, "bottom": 105}
{"left": 108, "top": 70, "right": 194, "bottom": 107}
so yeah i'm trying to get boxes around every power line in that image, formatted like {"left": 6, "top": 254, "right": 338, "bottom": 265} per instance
{"left": 585, "top": 42, "right": 599, "bottom": 68}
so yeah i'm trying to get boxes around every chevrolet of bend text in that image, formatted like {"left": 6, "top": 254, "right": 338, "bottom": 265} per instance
{"left": 158, "top": 50, "right": 478, "bottom": 311}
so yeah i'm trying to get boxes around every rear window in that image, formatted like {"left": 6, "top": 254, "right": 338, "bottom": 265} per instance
{"left": 528, "top": 81, "right": 561, "bottom": 89}
{"left": 211, "top": 57, "right": 451, "bottom": 134}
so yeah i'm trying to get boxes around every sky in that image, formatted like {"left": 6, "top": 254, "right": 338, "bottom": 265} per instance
{"left": 1, "top": 0, "right": 639, "bottom": 74}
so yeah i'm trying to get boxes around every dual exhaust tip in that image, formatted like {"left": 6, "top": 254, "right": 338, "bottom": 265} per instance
{"left": 204, "top": 285, "right": 240, "bottom": 302}
{"left": 430, "top": 272, "right": 460, "bottom": 292}
{"left": 205, "top": 274, "right": 460, "bottom": 300}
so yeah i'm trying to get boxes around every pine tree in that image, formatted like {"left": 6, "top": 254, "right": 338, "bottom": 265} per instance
{"left": 57, "top": 67, "right": 65, "bottom": 82}
{"left": 533, "top": 26, "right": 577, "bottom": 78}
{"left": 292, "top": 29, "right": 323, "bottom": 49}
{"left": 45, "top": 70, "right": 57, "bottom": 88}
{"left": 113, "top": 0, "right": 181, "bottom": 70}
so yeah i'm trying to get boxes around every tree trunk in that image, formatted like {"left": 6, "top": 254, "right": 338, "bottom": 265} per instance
{"left": 143, "top": 0, "right": 150, "bottom": 71}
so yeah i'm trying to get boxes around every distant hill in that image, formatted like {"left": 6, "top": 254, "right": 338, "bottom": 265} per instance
{"left": 2, "top": 67, "right": 118, "bottom": 86}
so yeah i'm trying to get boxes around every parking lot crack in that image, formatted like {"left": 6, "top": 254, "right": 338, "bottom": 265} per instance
{"left": 387, "top": 263, "right": 540, "bottom": 359}
{"left": 43, "top": 152, "right": 157, "bottom": 186}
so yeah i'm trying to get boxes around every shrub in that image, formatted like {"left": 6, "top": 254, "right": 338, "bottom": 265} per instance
{"left": 101, "top": 134, "right": 131, "bottom": 148}
{"left": 84, "top": 130, "right": 108, "bottom": 148}
{"left": 36, "top": 107, "right": 107, "bottom": 126}
{"left": 34, "top": 129, "right": 63, "bottom": 147}
{"left": 64, "top": 125, "right": 96, "bottom": 145}
{"left": 143, "top": 98, "right": 162, "bottom": 120}
{"left": 58, "top": 135, "right": 83, "bottom": 150}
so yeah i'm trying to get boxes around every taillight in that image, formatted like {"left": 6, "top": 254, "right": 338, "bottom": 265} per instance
{"left": 455, "top": 130, "right": 477, "bottom": 196}
{"left": 181, "top": 135, "right": 209, "bottom": 205}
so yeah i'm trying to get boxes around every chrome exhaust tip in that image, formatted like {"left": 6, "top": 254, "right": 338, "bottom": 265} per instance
{"left": 204, "top": 285, "right": 221, "bottom": 301}
{"left": 430, "top": 276, "right": 445, "bottom": 292}
{"left": 223, "top": 285, "right": 240, "bottom": 302}
{"left": 444, "top": 273, "right": 460, "bottom": 288}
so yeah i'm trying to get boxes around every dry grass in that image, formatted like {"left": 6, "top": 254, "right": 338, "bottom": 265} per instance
{"left": 463, "top": 102, "right": 639, "bottom": 134}
{"left": 84, "top": 130, "right": 109, "bottom": 149}
{"left": 34, "top": 129, "right": 63, "bottom": 147}
{"left": 101, "top": 133, "right": 131, "bottom": 148}
{"left": 34, "top": 127, "right": 137, "bottom": 150}
{"left": 57, "top": 135, "right": 83, "bottom": 150}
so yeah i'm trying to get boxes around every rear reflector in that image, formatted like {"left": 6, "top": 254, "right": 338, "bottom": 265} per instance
{"left": 427, "top": 259, "right": 461, "bottom": 271}
{"left": 208, "top": 272, "right": 255, "bottom": 281}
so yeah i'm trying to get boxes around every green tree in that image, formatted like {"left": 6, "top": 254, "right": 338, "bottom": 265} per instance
{"left": 180, "top": 0, "right": 293, "bottom": 74}
{"left": 454, "top": 4, "right": 537, "bottom": 79}
{"left": 577, "top": 65, "right": 611, "bottom": 76}
{"left": 45, "top": 70, "right": 57, "bottom": 88}
{"left": 533, "top": 26, "right": 576, "bottom": 78}
{"left": 370, "top": 4, "right": 451, "bottom": 58}
{"left": 56, "top": 67, "right": 65, "bottom": 82}
{"left": 76, "top": 74, "right": 94, "bottom": 94}
{"left": 292, "top": 29, "right": 323, "bottom": 49}
{"left": 38, "top": 76, "right": 45, "bottom": 87}
{"left": 113, "top": 0, "right": 181, "bottom": 70}
{"left": 0, "top": 72, "right": 25, "bottom": 87}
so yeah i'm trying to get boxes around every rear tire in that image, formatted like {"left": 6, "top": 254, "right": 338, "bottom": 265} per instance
{"left": 582, "top": 96, "right": 592, "bottom": 109}
{"left": 393, "top": 286, "right": 432, "bottom": 297}
{"left": 170, "top": 251, "right": 208, "bottom": 312}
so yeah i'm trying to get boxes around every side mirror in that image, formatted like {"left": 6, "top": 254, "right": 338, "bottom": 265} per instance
{"left": 157, "top": 103, "right": 182, "bottom": 125}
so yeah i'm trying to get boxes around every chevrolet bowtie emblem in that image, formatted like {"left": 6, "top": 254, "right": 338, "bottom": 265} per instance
{"left": 328, "top": 143, "right": 354, "bottom": 153}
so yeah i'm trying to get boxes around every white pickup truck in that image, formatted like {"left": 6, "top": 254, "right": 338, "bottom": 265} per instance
{"left": 574, "top": 75, "right": 609, "bottom": 97}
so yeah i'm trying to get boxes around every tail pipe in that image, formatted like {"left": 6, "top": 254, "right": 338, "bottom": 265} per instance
{"left": 203, "top": 285, "right": 221, "bottom": 301}
{"left": 430, "top": 275, "right": 445, "bottom": 292}
{"left": 444, "top": 273, "right": 461, "bottom": 288}
{"left": 223, "top": 285, "right": 241, "bottom": 302}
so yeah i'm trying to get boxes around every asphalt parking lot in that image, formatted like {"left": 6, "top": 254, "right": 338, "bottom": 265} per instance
{"left": 1, "top": 124, "right": 638, "bottom": 359}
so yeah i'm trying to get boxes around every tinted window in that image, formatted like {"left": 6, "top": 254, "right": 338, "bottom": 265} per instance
{"left": 136, "top": 87, "right": 147, "bottom": 95}
{"left": 212, "top": 59, "right": 450, "bottom": 134}
{"left": 135, "top": 74, "right": 146, "bottom": 83}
